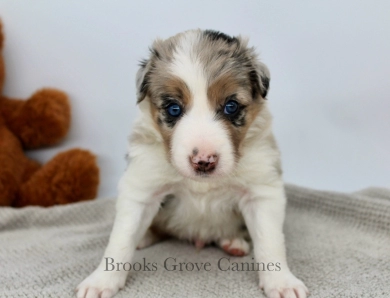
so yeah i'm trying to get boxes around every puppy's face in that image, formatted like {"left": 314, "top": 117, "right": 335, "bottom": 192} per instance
{"left": 137, "top": 30, "right": 270, "bottom": 179}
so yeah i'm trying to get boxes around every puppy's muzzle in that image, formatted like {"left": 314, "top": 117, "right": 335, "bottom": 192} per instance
{"left": 190, "top": 150, "right": 219, "bottom": 174}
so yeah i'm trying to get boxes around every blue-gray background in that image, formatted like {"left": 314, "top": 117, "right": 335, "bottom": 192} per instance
{"left": 1, "top": 1, "right": 389, "bottom": 197}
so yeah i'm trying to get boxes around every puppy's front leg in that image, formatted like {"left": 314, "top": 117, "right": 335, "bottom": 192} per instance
{"left": 240, "top": 185, "right": 309, "bottom": 298}
{"left": 76, "top": 167, "right": 166, "bottom": 298}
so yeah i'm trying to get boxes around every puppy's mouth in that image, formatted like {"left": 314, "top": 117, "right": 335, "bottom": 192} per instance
{"left": 178, "top": 167, "right": 221, "bottom": 180}
{"left": 192, "top": 169, "right": 216, "bottom": 178}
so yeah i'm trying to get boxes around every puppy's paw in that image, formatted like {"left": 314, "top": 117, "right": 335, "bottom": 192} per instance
{"left": 260, "top": 271, "right": 309, "bottom": 298}
{"left": 76, "top": 269, "right": 126, "bottom": 298}
{"left": 219, "top": 238, "right": 250, "bottom": 256}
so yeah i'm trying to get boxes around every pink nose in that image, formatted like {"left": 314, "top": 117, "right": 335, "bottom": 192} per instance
{"left": 190, "top": 150, "right": 219, "bottom": 174}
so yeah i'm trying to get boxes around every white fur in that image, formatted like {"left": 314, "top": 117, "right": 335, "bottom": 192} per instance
{"left": 169, "top": 33, "right": 234, "bottom": 179}
{"left": 76, "top": 32, "right": 308, "bottom": 298}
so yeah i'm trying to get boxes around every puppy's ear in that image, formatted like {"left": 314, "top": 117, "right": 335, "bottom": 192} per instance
{"left": 136, "top": 59, "right": 151, "bottom": 103}
{"left": 256, "top": 61, "right": 270, "bottom": 98}
{"left": 236, "top": 35, "right": 270, "bottom": 99}
{"left": 250, "top": 60, "right": 270, "bottom": 99}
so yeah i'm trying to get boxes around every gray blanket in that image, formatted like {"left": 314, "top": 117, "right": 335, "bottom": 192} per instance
{"left": 1, "top": 185, "right": 389, "bottom": 298}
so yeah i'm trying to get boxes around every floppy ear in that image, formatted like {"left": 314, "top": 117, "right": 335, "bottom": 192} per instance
{"left": 136, "top": 59, "right": 151, "bottom": 103}
{"left": 256, "top": 61, "right": 270, "bottom": 98}
{"left": 236, "top": 35, "right": 270, "bottom": 99}
{"left": 247, "top": 55, "right": 270, "bottom": 100}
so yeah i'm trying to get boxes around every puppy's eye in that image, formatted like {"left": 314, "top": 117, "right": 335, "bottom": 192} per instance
{"left": 167, "top": 104, "right": 182, "bottom": 117}
{"left": 224, "top": 100, "right": 239, "bottom": 115}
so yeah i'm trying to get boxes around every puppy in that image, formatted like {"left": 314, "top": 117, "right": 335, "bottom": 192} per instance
{"left": 77, "top": 29, "right": 308, "bottom": 298}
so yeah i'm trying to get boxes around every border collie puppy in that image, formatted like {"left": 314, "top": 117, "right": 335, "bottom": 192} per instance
{"left": 77, "top": 29, "right": 308, "bottom": 298}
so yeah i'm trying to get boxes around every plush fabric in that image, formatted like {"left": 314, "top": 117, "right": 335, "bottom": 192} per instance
{"left": 1, "top": 184, "right": 389, "bottom": 297}
{"left": 0, "top": 20, "right": 100, "bottom": 208}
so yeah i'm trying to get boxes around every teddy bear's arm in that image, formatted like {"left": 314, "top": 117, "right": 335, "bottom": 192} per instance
{"left": 0, "top": 89, "right": 71, "bottom": 149}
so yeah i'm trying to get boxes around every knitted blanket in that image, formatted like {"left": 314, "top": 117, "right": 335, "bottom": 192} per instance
{"left": 1, "top": 185, "right": 389, "bottom": 298}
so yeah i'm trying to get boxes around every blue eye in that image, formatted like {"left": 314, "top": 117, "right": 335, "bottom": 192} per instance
{"left": 224, "top": 100, "right": 239, "bottom": 115}
{"left": 167, "top": 104, "right": 182, "bottom": 117}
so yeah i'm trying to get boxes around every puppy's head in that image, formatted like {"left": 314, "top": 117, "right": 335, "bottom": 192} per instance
{"left": 137, "top": 30, "right": 270, "bottom": 179}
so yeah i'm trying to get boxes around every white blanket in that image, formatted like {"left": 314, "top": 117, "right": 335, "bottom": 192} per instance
{"left": 1, "top": 184, "right": 389, "bottom": 297}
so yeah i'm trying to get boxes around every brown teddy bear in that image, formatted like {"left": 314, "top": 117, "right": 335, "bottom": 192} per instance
{"left": 0, "top": 20, "right": 99, "bottom": 207}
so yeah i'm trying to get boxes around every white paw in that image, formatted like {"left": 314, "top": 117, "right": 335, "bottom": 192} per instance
{"left": 260, "top": 271, "right": 309, "bottom": 298}
{"left": 76, "top": 269, "right": 127, "bottom": 298}
{"left": 218, "top": 238, "right": 250, "bottom": 256}
{"left": 137, "top": 229, "right": 162, "bottom": 249}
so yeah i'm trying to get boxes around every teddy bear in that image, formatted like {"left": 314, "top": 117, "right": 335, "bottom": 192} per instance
{"left": 0, "top": 20, "right": 99, "bottom": 207}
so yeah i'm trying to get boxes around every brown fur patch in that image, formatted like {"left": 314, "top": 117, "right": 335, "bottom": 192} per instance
{"left": 207, "top": 74, "right": 242, "bottom": 107}
{"left": 221, "top": 100, "right": 263, "bottom": 158}
{"left": 147, "top": 76, "right": 191, "bottom": 153}
{"left": 149, "top": 101, "right": 172, "bottom": 153}
{"left": 151, "top": 76, "right": 192, "bottom": 107}
{"left": 208, "top": 72, "right": 263, "bottom": 158}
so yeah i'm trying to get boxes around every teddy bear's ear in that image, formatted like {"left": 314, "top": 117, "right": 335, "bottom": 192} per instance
{"left": 135, "top": 58, "right": 151, "bottom": 103}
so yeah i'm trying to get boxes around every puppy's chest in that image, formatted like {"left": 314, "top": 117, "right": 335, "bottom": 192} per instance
{"left": 153, "top": 181, "right": 246, "bottom": 241}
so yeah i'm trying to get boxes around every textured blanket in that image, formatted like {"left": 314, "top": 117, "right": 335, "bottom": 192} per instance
{"left": 1, "top": 185, "right": 389, "bottom": 298}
